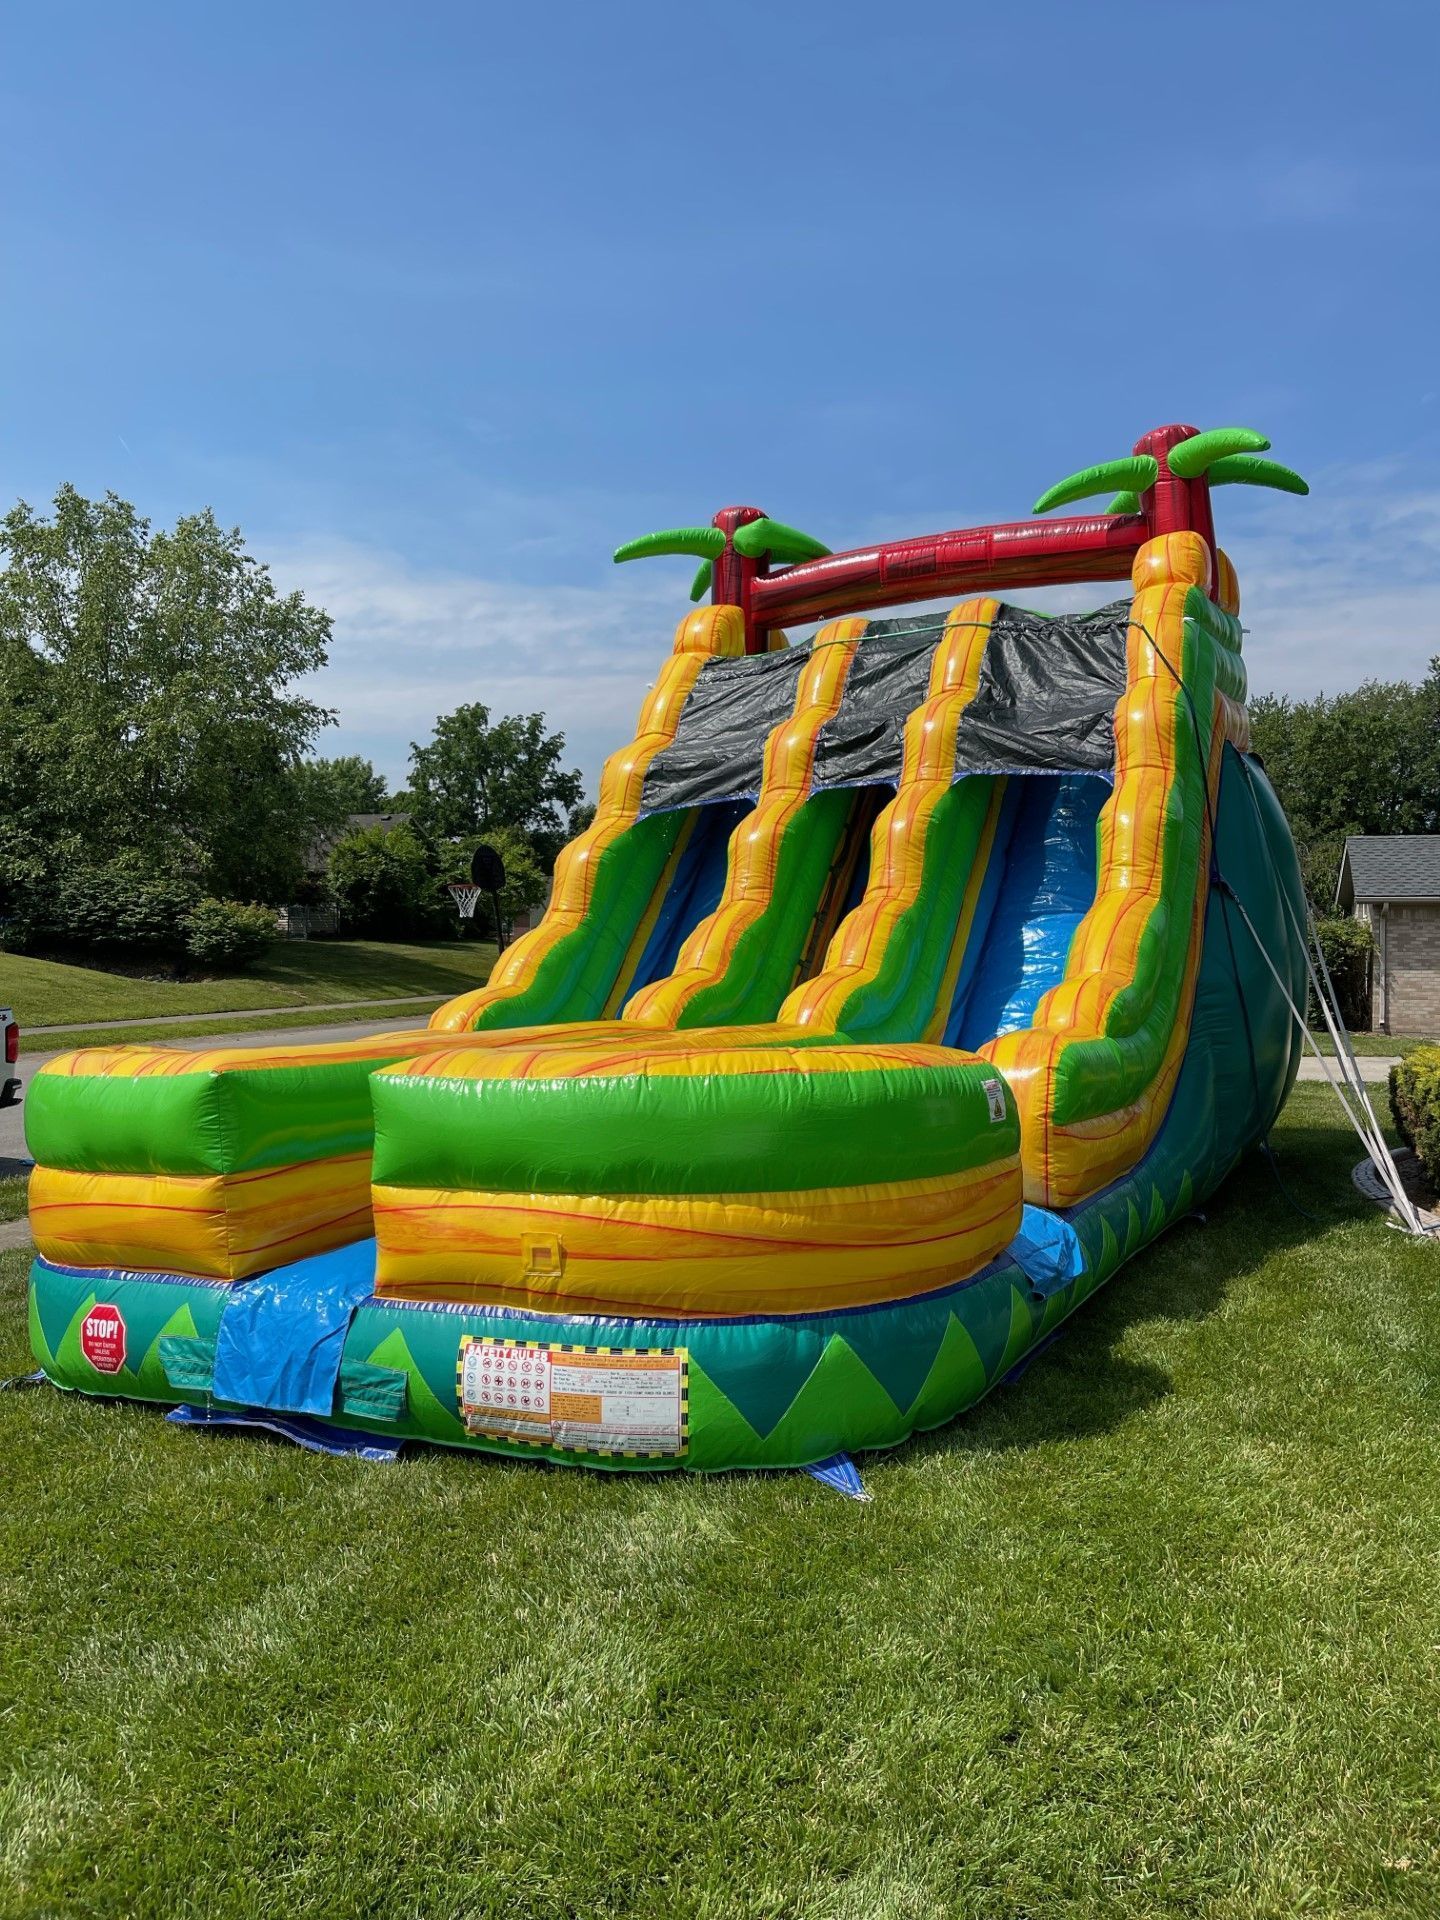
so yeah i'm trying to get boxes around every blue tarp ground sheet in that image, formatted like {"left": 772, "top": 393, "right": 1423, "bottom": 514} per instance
{"left": 211, "top": 1239, "right": 376, "bottom": 1417}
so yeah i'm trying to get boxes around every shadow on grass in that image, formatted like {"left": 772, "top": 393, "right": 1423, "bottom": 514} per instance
{"left": 896, "top": 1113, "right": 1369, "bottom": 1467}
{"left": 9, "top": 1097, "right": 1374, "bottom": 1495}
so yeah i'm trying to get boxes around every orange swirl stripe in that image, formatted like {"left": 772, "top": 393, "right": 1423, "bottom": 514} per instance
{"left": 780, "top": 599, "right": 1000, "bottom": 1033}
{"left": 373, "top": 1161, "right": 1020, "bottom": 1318}
{"left": 981, "top": 533, "right": 1249, "bottom": 1206}
{"left": 622, "top": 619, "right": 867, "bottom": 1026}
{"left": 30, "top": 1154, "right": 375, "bottom": 1283}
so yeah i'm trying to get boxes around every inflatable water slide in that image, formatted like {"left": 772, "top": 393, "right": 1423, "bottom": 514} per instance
{"left": 25, "top": 423, "right": 1312, "bottom": 1473}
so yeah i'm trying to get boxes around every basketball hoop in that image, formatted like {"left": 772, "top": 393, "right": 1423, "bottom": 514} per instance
{"left": 448, "top": 883, "right": 482, "bottom": 921}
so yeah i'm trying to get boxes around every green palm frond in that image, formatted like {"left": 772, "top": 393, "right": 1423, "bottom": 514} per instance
{"left": 1032, "top": 456, "right": 1159, "bottom": 515}
{"left": 689, "top": 560, "right": 713, "bottom": 602}
{"left": 1204, "top": 455, "right": 1309, "bottom": 495}
{"left": 731, "top": 517, "right": 831, "bottom": 564}
{"left": 613, "top": 527, "right": 726, "bottom": 565}
{"left": 1105, "top": 491, "right": 1143, "bottom": 515}
{"left": 1166, "top": 428, "right": 1271, "bottom": 479}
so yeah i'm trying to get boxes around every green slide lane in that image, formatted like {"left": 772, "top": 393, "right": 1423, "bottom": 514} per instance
{"left": 667, "top": 788, "right": 858, "bottom": 1028}
{"left": 1049, "top": 588, "right": 1232, "bottom": 1126}
{"left": 467, "top": 810, "right": 689, "bottom": 1029}
{"left": 819, "top": 777, "right": 1002, "bottom": 1043}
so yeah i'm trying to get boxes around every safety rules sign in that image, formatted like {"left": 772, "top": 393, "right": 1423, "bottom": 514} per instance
{"left": 457, "top": 1338, "right": 688, "bottom": 1458}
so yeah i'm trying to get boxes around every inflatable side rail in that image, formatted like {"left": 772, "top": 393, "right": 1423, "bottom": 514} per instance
{"left": 982, "top": 532, "right": 1250, "bottom": 1206}
{"left": 752, "top": 510, "right": 1147, "bottom": 636}
{"left": 622, "top": 618, "right": 866, "bottom": 1028}
{"left": 428, "top": 604, "right": 747, "bottom": 1033}
{"left": 370, "top": 1030, "right": 1023, "bottom": 1320}
{"left": 24, "top": 1029, "right": 462, "bottom": 1280}
{"left": 744, "top": 423, "right": 1305, "bottom": 650}
{"left": 780, "top": 598, "right": 1003, "bottom": 1040}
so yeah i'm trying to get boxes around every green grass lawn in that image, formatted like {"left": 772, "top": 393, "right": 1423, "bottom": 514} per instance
{"left": 1308, "top": 1029, "right": 1431, "bottom": 1058}
{"left": 0, "top": 938, "right": 497, "bottom": 1036}
{"left": 27, "top": 998, "right": 455, "bottom": 1055}
{"left": 3, "top": 1084, "right": 1438, "bottom": 1917}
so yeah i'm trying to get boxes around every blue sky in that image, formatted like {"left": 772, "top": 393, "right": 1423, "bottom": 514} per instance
{"left": 4, "top": 1, "right": 1439, "bottom": 792}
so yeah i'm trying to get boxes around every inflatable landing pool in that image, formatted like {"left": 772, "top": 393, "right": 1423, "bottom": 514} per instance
{"left": 26, "top": 423, "right": 1311, "bottom": 1472}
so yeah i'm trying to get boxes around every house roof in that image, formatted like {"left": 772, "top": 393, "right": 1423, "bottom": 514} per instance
{"left": 305, "top": 810, "right": 411, "bottom": 875}
{"left": 1335, "top": 835, "right": 1440, "bottom": 910}
{"left": 345, "top": 812, "right": 410, "bottom": 834}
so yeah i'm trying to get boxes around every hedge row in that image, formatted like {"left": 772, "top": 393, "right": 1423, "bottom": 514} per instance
{"left": 1389, "top": 1046, "right": 1440, "bottom": 1190}
{"left": 3, "top": 862, "right": 275, "bottom": 971}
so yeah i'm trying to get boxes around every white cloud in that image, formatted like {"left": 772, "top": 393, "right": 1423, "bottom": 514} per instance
{"left": 268, "top": 462, "right": 1440, "bottom": 793}
{"left": 1224, "top": 464, "right": 1440, "bottom": 697}
{"left": 268, "top": 539, "right": 686, "bottom": 794}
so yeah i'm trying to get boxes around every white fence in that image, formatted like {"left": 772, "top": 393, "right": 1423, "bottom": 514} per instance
{"left": 276, "top": 903, "right": 339, "bottom": 940}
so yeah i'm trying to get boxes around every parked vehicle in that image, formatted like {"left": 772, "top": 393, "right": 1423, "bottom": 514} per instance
{"left": 1, "top": 1009, "right": 19, "bottom": 1106}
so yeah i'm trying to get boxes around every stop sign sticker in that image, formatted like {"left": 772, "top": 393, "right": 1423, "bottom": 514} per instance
{"left": 80, "top": 1303, "right": 127, "bottom": 1374}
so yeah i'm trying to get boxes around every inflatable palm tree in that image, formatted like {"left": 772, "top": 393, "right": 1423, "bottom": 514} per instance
{"left": 1032, "top": 425, "right": 1308, "bottom": 518}
{"left": 613, "top": 513, "right": 831, "bottom": 603}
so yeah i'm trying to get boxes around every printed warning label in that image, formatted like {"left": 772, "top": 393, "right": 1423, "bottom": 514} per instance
{"left": 982, "top": 1076, "right": 1008, "bottom": 1124}
{"left": 458, "top": 1340, "right": 688, "bottom": 1457}
{"left": 80, "top": 1303, "right": 127, "bottom": 1375}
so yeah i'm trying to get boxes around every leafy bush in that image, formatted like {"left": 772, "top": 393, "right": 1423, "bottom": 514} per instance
{"left": 328, "top": 822, "right": 437, "bottom": 938}
{"left": 1390, "top": 1046, "right": 1440, "bottom": 1188}
{"left": 1312, "top": 916, "right": 1374, "bottom": 1032}
{"left": 0, "top": 858, "right": 277, "bottom": 972}
{"left": 182, "top": 898, "right": 277, "bottom": 970}
{"left": 3, "top": 857, "right": 200, "bottom": 958}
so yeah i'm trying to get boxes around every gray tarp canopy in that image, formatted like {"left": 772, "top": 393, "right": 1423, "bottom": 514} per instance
{"left": 639, "top": 600, "right": 1130, "bottom": 814}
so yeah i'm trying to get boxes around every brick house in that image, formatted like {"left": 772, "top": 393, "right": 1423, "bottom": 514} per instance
{"left": 1335, "top": 836, "right": 1440, "bottom": 1035}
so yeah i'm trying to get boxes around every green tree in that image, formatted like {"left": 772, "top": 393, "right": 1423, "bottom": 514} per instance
{"left": 0, "top": 485, "right": 333, "bottom": 908}
{"left": 1250, "top": 667, "right": 1440, "bottom": 907}
{"left": 327, "top": 821, "right": 435, "bottom": 938}
{"left": 433, "top": 825, "right": 547, "bottom": 943}
{"left": 290, "top": 755, "right": 392, "bottom": 839}
{"left": 307, "top": 754, "right": 390, "bottom": 814}
{"left": 406, "top": 704, "right": 584, "bottom": 866}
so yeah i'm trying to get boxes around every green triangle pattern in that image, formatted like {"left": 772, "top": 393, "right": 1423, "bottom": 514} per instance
{"left": 699, "top": 1335, "right": 827, "bottom": 1439}
{"left": 905, "top": 1313, "right": 988, "bottom": 1431}
{"left": 962, "top": 1267, "right": 1028, "bottom": 1381}
{"left": 1096, "top": 1212, "right": 1120, "bottom": 1279}
{"left": 33, "top": 1264, "right": 82, "bottom": 1365}
{"left": 1122, "top": 1197, "right": 1145, "bottom": 1260}
{"left": 28, "top": 1284, "right": 54, "bottom": 1371}
{"left": 848, "top": 1304, "right": 962, "bottom": 1416}
{"left": 685, "top": 1359, "right": 768, "bottom": 1470}
{"left": 1038, "top": 1286, "right": 1071, "bottom": 1336}
{"left": 53, "top": 1293, "right": 100, "bottom": 1383}
{"left": 365, "top": 1327, "right": 464, "bottom": 1440}
{"left": 1146, "top": 1185, "right": 1167, "bottom": 1239}
{"left": 1174, "top": 1169, "right": 1194, "bottom": 1222}
{"left": 136, "top": 1304, "right": 198, "bottom": 1394}
{"left": 995, "top": 1286, "right": 1036, "bottom": 1378}
{"left": 763, "top": 1336, "right": 910, "bottom": 1462}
